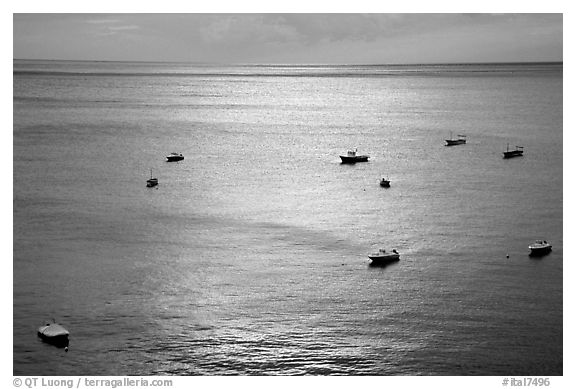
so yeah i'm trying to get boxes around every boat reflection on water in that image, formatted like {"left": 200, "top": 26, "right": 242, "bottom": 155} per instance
{"left": 368, "top": 259, "right": 400, "bottom": 269}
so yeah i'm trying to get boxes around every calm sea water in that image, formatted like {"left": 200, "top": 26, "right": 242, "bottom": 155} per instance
{"left": 13, "top": 60, "right": 562, "bottom": 375}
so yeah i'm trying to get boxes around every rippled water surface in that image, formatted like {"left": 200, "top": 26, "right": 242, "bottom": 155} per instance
{"left": 13, "top": 60, "right": 562, "bottom": 375}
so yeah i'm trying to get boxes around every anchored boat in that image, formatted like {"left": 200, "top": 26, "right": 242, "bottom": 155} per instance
{"left": 445, "top": 133, "right": 467, "bottom": 146}
{"left": 368, "top": 248, "right": 400, "bottom": 264}
{"left": 166, "top": 152, "right": 184, "bottom": 162}
{"left": 529, "top": 240, "right": 552, "bottom": 256}
{"left": 340, "top": 149, "right": 369, "bottom": 164}
{"left": 38, "top": 321, "right": 69, "bottom": 347}
{"left": 146, "top": 169, "right": 158, "bottom": 187}
{"left": 503, "top": 144, "right": 524, "bottom": 159}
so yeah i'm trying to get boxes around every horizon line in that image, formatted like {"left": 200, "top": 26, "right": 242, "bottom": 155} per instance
{"left": 13, "top": 58, "right": 563, "bottom": 67}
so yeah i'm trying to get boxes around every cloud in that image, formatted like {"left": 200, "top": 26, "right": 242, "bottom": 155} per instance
{"left": 86, "top": 18, "right": 121, "bottom": 24}
{"left": 86, "top": 17, "right": 141, "bottom": 37}
{"left": 198, "top": 15, "right": 301, "bottom": 45}
{"left": 108, "top": 25, "right": 140, "bottom": 31}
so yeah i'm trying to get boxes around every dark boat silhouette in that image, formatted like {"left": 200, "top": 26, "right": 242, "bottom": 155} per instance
{"left": 445, "top": 133, "right": 467, "bottom": 146}
{"left": 503, "top": 144, "right": 524, "bottom": 158}
{"left": 146, "top": 169, "right": 158, "bottom": 187}
{"left": 166, "top": 152, "right": 184, "bottom": 162}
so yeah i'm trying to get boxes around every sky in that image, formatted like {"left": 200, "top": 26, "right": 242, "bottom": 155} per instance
{"left": 13, "top": 13, "right": 563, "bottom": 64}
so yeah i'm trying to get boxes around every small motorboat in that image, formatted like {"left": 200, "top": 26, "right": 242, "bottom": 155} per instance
{"left": 146, "top": 169, "right": 158, "bottom": 187}
{"left": 380, "top": 178, "right": 390, "bottom": 188}
{"left": 503, "top": 144, "right": 524, "bottom": 158}
{"left": 529, "top": 240, "right": 552, "bottom": 256}
{"left": 38, "top": 321, "right": 69, "bottom": 347}
{"left": 166, "top": 152, "right": 184, "bottom": 162}
{"left": 368, "top": 248, "right": 400, "bottom": 264}
{"left": 340, "top": 149, "right": 369, "bottom": 164}
{"left": 445, "top": 133, "right": 467, "bottom": 146}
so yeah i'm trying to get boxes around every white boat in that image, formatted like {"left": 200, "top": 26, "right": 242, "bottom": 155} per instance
{"left": 38, "top": 321, "right": 69, "bottom": 346}
{"left": 368, "top": 248, "right": 400, "bottom": 264}
{"left": 340, "top": 149, "right": 370, "bottom": 163}
{"left": 529, "top": 240, "right": 552, "bottom": 256}
{"left": 166, "top": 152, "right": 184, "bottom": 162}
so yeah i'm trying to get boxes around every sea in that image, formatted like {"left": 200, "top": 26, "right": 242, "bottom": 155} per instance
{"left": 13, "top": 60, "right": 563, "bottom": 376}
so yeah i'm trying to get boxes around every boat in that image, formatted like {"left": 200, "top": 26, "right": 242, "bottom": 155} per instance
{"left": 368, "top": 248, "right": 400, "bottom": 264}
{"left": 445, "top": 133, "right": 467, "bottom": 146}
{"left": 503, "top": 144, "right": 524, "bottom": 158}
{"left": 340, "top": 149, "right": 370, "bottom": 163}
{"left": 146, "top": 169, "right": 158, "bottom": 187}
{"left": 529, "top": 240, "right": 552, "bottom": 256}
{"left": 166, "top": 152, "right": 184, "bottom": 162}
{"left": 380, "top": 178, "right": 390, "bottom": 188}
{"left": 147, "top": 177, "right": 158, "bottom": 187}
{"left": 38, "top": 321, "right": 69, "bottom": 347}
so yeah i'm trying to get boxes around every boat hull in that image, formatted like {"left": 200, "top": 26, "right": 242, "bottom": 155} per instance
{"left": 380, "top": 181, "right": 390, "bottom": 188}
{"left": 529, "top": 246, "right": 552, "bottom": 257}
{"left": 503, "top": 151, "right": 523, "bottom": 158}
{"left": 146, "top": 179, "right": 158, "bottom": 187}
{"left": 166, "top": 156, "right": 184, "bottom": 162}
{"left": 445, "top": 139, "right": 466, "bottom": 146}
{"left": 368, "top": 254, "right": 400, "bottom": 264}
{"left": 340, "top": 155, "right": 369, "bottom": 163}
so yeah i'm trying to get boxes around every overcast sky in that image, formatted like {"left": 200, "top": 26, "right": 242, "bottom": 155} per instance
{"left": 13, "top": 13, "right": 562, "bottom": 64}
